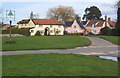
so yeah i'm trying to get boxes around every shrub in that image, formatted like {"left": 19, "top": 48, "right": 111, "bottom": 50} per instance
{"left": 67, "top": 33, "right": 84, "bottom": 35}
{"left": 2, "top": 28, "right": 30, "bottom": 36}
{"left": 64, "top": 31, "right": 68, "bottom": 35}
{"left": 100, "top": 26, "right": 112, "bottom": 36}
{"left": 88, "top": 32, "right": 95, "bottom": 35}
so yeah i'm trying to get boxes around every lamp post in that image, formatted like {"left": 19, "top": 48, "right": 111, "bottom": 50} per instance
{"left": 9, "top": 20, "right": 12, "bottom": 40}
{"left": 6, "top": 10, "right": 15, "bottom": 42}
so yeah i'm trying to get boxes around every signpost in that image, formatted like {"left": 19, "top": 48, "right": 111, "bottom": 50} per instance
{"left": 6, "top": 10, "right": 15, "bottom": 41}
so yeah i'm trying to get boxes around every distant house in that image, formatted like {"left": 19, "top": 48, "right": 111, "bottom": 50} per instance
{"left": 17, "top": 12, "right": 64, "bottom": 36}
{"left": 65, "top": 20, "right": 87, "bottom": 34}
{"left": 85, "top": 16, "right": 116, "bottom": 34}
{"left": 0, "top": 24, "right": 17, "bottom": 30}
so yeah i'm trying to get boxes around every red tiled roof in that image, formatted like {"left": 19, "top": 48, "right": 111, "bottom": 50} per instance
{"left": 86, "top": 20, "right": 105, "bottom": 27}
{"left": 86, "top": 20, "right": 98, "bottom": 27}
{"left": 108, "top": 21, "right": 116, "bottom": 27}
{"left": 17, "top": 19, "right": 30, "bottom": 24}
{"left": 32, "top": 19, "right": 63, "bottom": 25}
{"left": 18, "top": 19, "right": 63, "bottom": 25}
{"left": 86, "top": 19, "right": 116, "bottom": 28}
{"left": 19, "top": 27, "right": 35, "bottom": 29}
{"left": 96, "top": 20, "right": 105, "bottom": 27}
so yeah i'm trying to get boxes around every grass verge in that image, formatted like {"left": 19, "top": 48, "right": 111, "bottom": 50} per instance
{"left": 2, "top": 53, "right": 118, "bottom": 76}
{"left": 2, "top": 36, "right": 91, "bottom": 51}
{"left": 98, "top": 36, "right": 120, "bottom": 45}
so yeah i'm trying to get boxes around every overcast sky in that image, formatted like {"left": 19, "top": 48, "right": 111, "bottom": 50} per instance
{"left": 1, "top": 0, "right": 119, "bottom": 25}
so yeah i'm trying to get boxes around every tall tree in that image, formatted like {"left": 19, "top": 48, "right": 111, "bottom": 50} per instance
{"left": 46, "top": 5, "right": 76, "bottom": 22}
{"left": 83, "top": 6, "right": 102, "bottom": 20}
{"left": 112, "top": 0, "right": 120, "bottom": 36}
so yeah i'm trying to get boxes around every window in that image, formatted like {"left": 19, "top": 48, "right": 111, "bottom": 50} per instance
{"left": 50, "top": 25, "right": 53, "bottom": 28}
{"left": 39, "top": 25, "right": 43, "bottom": 27}
{"left": 31, "top": 30, "right": 34, "bottom": 33}
{"left": 50, "top": 30, "right": 53, "bottom": 33}
{"left": 76, "top": 30, "right": 78, "bottom": 33}
{"left": 74, "top": 26, "right": 76, "bottom": 28}
{"left": 92, "top": 29, "right": 96, "bottom": 33}
{"left": 58, "top": 25, "right": 61, "bottom": 28}
{"left": 39, "top": 30, "right": 44, "bottom": 33}
{"left": 58, "top": 30, "right": 61, "bottom": 33}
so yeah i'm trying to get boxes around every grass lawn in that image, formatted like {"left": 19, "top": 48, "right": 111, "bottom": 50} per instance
{"left": 2, "top": 53, "right": 118, "bottom": 76}
{"left": 2, "top": 36, "right": 91, "bottom": 51}
{"left": 98, "top": 36, "right": 120, "bottom": 45}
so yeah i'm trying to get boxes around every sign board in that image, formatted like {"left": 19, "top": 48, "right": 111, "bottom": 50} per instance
{"left": 6, "top": 10, "right": 15, "bottom": 21}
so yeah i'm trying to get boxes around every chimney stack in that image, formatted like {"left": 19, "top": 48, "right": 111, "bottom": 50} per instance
{"left": 105, "top": 15, "right": 107, "bottom": 26}
{"left": 30, "top": 12, "right": 34, "bottom": 19}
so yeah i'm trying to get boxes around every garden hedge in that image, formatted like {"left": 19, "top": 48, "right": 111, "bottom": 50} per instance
{"left": 2, "top": 28, "right": 30, "bottom": 36}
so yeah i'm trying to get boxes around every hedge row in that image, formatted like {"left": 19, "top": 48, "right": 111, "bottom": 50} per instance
{"left": 67, "top": 33, "right": 84, "bottom": 35}
{"left": 2, "top": 28, "right": 30, "bottom": 36}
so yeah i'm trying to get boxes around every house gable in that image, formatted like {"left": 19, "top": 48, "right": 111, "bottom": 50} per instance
{"left": 18, "top": 19, "right": 35, "bottom": 29}
{"left": 65, "top": 20, "right": 85, "bottom": 33}
{"left": 71, "top": 20, "right": 81, "bottom": 29}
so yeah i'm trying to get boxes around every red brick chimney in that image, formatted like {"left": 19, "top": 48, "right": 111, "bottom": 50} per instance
{"left": 105, "top": 15, "right": 107, "bottom": 26}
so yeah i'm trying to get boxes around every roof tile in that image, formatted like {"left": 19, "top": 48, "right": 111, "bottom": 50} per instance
{"left": 18, "top": 19, "right": 63, "bottom": 25}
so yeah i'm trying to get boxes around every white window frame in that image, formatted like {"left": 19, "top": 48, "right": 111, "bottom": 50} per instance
{"left": 50, "top": 25, "right": 53, "bottom": 28}
{"left": 58, "top": 25, "right": 61, "bottom": 28}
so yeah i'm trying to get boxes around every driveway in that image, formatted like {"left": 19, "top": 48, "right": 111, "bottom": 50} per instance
{"left": 1, "top": 37, "right": 119, "bottom": 57}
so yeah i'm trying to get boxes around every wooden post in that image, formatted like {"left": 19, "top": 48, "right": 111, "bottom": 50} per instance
{"left": 9, "top": 20, "right": 12, "bottom": 41}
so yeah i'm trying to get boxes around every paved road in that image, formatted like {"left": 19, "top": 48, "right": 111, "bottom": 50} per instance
{"left": 1, "top": 37, "right": 119, "bottom": 56}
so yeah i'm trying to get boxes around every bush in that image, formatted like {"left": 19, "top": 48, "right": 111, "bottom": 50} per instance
{"left": 64, "top": 31, "right": 68, "bottom": 35}
{"left": 35, "top": 31, "right": 41, "bottom": 36}
{"left": 112, "top": 28, "right": 120, "bottom": 36}
{"left": 2, "top": 28, "right": 30, "bottom": 36}
{"left": 67, "top": 33, "right": 84, "bottom": 35}
{"left": 100, "top": 26, "right": 112, "bottom": 36}
{"left": 88, "top": 32, "right": 95, "bottom": 35}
